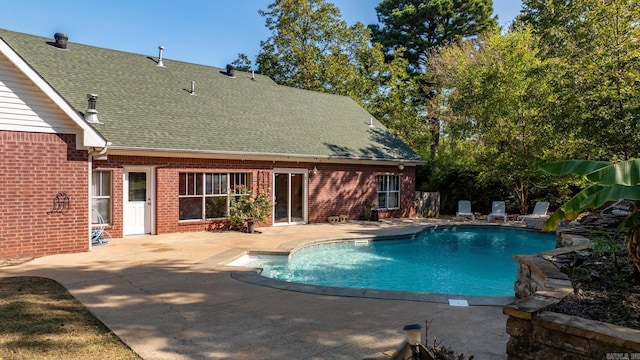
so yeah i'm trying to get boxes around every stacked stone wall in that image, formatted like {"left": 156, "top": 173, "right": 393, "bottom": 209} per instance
{"left": 504, "top": 234, "right": 640, "bottom": 359}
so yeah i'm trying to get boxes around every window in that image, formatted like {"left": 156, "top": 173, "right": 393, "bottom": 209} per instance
{"left": 91, "top": 170, "right": 112, "bottom": 224}
{"left": 377, "top": 175, "right": 400, "bottom": 210}
{"left": 179, "top": 172, "right": 251, "bottom": 220}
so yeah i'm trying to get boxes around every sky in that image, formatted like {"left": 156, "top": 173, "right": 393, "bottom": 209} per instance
{"left": 1, "top": 0, "right": 522, "bottom": 69}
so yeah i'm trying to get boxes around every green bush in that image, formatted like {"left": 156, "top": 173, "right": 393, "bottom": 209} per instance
{"left": 228, "top": 189, "right": 272, "bottom": 230}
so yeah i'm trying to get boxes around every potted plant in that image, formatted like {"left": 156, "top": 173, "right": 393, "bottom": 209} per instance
{"left": 228, "top": 188, "right": 272, "bottom": 233}
{"left": 361, "top": 200, "right": 378, "bottom": 221}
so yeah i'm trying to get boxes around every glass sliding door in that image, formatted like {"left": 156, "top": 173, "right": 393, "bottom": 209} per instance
{"left": 274, "top": 170, "right": 307, "bottom": 225}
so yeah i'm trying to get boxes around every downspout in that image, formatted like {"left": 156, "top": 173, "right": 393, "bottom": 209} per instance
{"left": 88, "top": 152, "right": 93, "bottom": 250}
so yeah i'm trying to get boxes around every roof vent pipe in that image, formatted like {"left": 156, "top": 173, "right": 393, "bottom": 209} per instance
{"left": 54, "top": 33, "right": 68, "bottom": 49}
{"left": 190, "top": 81, "right": 195, "bottom": 95}
{"left": 226, "top": 64, "right": 235, "bottom": 77}
{"left": 157, "top": 46, "right": 165, "bottom": 67}
{"left": 85, "top": 94, "right": 99, "bottom": 123}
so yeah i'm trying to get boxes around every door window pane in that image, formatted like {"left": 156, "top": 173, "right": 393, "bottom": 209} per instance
{"left": 290, "top": 174, "right": 304, "bottom": 221}
{"left": 129, "top": 172, "right": 147, "bottom": 201}
{"left": 274, "top": 173, "right": 289, "bottom": 221}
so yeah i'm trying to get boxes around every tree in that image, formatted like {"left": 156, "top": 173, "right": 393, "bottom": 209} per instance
{"left": 256, "top": 0, "right": 381, "bottom": 103}
{"left": 540, "top": 159, "right": 640, "bottom": 278}
{"left": 428, "top": 29, "right": 566, "bottom": 213}
{"left": 370, "top": 0, "right": 497, "bottom": 70}
{"left": 231, "top": 53, "right": 253, "bottom": 72}
{"left": 365, "top": 49, "right": 431, "bottom": 158}
{"left": 255, "top": 0, "right": 427, "bottom": 153}
{"left": 518, "top": 0, "right": 640, "bottom": 160}
{"left": 369, "top": 0, "right": 498, "bottom": 157}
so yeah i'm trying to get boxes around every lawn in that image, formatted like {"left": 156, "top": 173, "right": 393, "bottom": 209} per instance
{"left": 0, "top": 276, "right": 140, "bottom": 360}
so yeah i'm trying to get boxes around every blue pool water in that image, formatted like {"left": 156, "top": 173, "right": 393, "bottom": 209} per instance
{"left": 240, "top": 227, "right": 556, "bottom": 297}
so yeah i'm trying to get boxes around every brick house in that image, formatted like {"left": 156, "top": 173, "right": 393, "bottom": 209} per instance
{"left": 0, "top": 29, "right": 424, "bottom": 260}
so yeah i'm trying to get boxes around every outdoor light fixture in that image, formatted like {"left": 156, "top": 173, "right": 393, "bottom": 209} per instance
{"left": 398, "top": 163, "right": 405, "bottom": 171}
{"left": 403, "top": 323, "right": 423, "bottom": 360}
{"left": 310, "top": 166, "right": 318, "bottom": 176}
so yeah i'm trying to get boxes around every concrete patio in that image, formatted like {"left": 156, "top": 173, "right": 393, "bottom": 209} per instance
{"left": 0, "top": 219, "right": 509, "bottom": 359}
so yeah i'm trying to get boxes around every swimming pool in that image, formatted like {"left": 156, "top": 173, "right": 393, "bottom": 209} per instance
{"left": 230, "top": 226, "right": 556, "bottom": 297}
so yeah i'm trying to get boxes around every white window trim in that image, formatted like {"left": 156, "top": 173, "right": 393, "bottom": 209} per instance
{"left": 377, "top": 174, "right": 400, "bottom": 210}
{"left": 178, "top": 172, "right": 251, "bottom": 221}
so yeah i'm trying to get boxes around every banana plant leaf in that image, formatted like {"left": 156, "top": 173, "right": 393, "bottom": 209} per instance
{"left": 541, "top": 159, "right": 640, "bottom": 231}
{"left": 542, "top": 184, "right": 604, "bottom": 231}
{"left": 580, "top": 184, "right": 640, "bottom": 210}
{"left": 585, "top": 159, "right": 640, "bottom": 186}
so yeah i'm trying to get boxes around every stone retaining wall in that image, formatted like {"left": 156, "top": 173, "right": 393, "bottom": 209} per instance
{"left": 504, "top": 233, "right": 640, "bottom": 359}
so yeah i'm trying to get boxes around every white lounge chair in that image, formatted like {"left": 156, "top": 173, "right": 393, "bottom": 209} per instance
{"left": 487, "top": 201, "right": 507, "bottom": 223}
{"left": 517, "top": 201, "right": 550, "bottom": 222}
{"left": 456, "top": 200, "right": 475, "bottom": 221}
{"left": 602, "top": 199, "right": 630, "bottom": 216}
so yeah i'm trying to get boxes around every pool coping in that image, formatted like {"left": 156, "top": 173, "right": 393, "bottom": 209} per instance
{"left": 227, "top": 223, "right": 551, "bottom": 306}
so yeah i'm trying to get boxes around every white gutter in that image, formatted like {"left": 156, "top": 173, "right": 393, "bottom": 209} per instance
{"left": 105, "top": 147, "right": 426, "bottom": 166}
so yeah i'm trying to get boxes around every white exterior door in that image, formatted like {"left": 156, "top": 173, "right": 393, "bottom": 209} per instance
{"left": 123, "top": 168, "right": 153, "bottom": 235}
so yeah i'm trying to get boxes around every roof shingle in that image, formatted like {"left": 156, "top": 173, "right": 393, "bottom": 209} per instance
{"left": 0, "top": 29, "right": 423, "bottom": 163}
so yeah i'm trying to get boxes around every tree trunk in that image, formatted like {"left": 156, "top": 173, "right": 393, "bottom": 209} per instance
{"left": 626, "top": 227, "right": 640, "bottom": 278}
{"left": 429, "top": 117, "right": 439, "bottom": 158}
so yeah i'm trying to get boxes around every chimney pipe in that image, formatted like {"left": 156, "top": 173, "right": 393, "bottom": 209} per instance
{"left": 157, "top": 46, "right": 165, "bottom": 67}
{"left": 190, "top": 81, "right": 195, "bottom": 95}
{"left": 85, "top": 94, "right": 99, "bottom": 123}
{"left": 226, "top": 64, "right": 235, "bottom": 77}
{"left": 54, "top": 33, "right": 68, "bottom": 49}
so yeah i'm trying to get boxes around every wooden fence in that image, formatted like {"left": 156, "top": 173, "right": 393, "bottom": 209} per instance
{"left": 415, "top": 191, "right": 440, "bottom": 218}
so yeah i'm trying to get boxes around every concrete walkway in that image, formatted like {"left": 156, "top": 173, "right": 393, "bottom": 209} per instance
{"left": 0, "top": 219, "right": 509, "bottom": 359}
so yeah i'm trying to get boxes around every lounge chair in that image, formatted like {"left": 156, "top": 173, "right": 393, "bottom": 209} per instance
{"left": 487, "top": 201, "right": 507, "bottom": 223}
{"left": 456, "top": 200, "right": 475, "bottom": 221}
{"left": 91, "top": 209, "right": 111, "bottom": 246}
{"left": 602, "top": 199, "right": 630, "bottom": 216}
{"left": 517, "top": 201, "right": 550, "bottom": 222}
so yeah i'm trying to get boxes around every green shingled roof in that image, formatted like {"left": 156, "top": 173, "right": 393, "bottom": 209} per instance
{"left": 0, "top": 29, "right": 423, "bottom": 163}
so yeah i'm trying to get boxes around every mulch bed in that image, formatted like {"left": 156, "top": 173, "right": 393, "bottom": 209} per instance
{"left": 550, "top": 245, "right": 640, "bottom": 330}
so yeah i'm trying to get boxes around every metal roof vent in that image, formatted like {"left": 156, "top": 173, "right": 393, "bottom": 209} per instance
{"left": 157, "top": 46, "right": 165, "bottom": 67}
{"left": 85, "top": 94, "right": 99, "bottom": 123}
{"left": 226, "top": 64, "right": 235, "bottom": 77}
{"left": 54, "top": 33, "right": 68, "bottom": 49}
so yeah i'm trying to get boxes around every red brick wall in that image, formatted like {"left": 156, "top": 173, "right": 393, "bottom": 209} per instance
{"left": 94, "top": 156, "right": 277, "bottom": 236}
{"left": 94, "top": 156, "right": 416, "bottom": 237}
{"left": 0, "top": 131, "right": 416, "bottom": 260}
{"left": 308, "top": 163, "right": 415, "bottom": 222}
{"left": 0, "top": 131, "right": 89, "bottom": 260}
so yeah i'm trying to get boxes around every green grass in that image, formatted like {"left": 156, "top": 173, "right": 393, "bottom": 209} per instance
{"left": 0, "top": 277, "right": 141, "bottom": 360}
